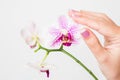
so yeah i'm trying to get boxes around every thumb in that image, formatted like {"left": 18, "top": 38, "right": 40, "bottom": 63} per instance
{"left": 81, "top": 28, "right": 107, "bottom": 62}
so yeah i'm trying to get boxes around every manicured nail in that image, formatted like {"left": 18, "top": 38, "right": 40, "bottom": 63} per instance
{"left": 81, "top": 29, "right": 90, "bottom": 38}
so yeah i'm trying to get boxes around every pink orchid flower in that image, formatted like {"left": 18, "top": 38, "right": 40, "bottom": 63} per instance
{"left": 21, "top": 23, "right": 40, "bottom": 48}
{"left": 51, "top": 16, "right": 79, "bottom": 46}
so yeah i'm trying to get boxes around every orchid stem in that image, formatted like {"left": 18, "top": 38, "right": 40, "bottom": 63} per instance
{"left": 60, "top": 48, "right": 98, "bottom": 80}
{"left": 41, "top": 52, "right": 49, "bottom": 64}
{"left": 34, "top": 45, "right": 98, "bottom": 80}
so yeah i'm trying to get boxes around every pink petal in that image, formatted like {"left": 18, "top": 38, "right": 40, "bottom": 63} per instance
{"left": 49, "top": 27, "right": 61, "bottom": 35}
{"left": 58, "top": 16, "right": 68, "bottom": 29}
{"left": 69, "top": 25, "right": 79, "bottom": 34}
{"left": 71, "top": 38, "right": 78, "bottom": 44}
{"left": 51, "top": 34, "right": 62, "bottom": 46}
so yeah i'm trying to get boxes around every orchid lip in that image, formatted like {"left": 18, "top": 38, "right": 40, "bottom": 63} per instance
{"left": 40, "top": 69, "right": 50, "bottom": 78}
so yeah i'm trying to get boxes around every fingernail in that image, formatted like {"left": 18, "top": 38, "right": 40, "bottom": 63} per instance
{"left": 70, "top": 9, "right": 78, "bottom": 13}
{"left": 80, "top": 29, "right": 90, "bottom": 38}
{"left": 68, "top": 10, "right": 74, "bottom": 17}
{"left": 69, "top": 9, "right": 79, "bottom": 17}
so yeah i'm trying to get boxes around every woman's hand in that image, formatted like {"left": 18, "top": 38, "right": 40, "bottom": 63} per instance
{"left": 69, "top": 10, "right": 120, "bottom": 80}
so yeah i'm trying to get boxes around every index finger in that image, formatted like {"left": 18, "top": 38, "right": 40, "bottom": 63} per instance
{"left": 68, "top": 10, "right": 119, "bottom": 36}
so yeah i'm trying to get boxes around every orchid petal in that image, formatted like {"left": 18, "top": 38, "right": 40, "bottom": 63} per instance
{"left": 21, "top": 23, "right": 40, "bottom": 49}
{"left": 21, "top": 28, "right": 32, "bottom": 40}
{"left": 69, "top": 25, "right": 79, "bottom": 34}
{"left": 58, "top": 16, "right": 68, "bottom": 29}
{"left": 27, "top": 62, "right": 54, "bottom": 78}
{"left": 40, "top": 69, "right": 49, "bottom": 78}
{"left": 29, "top": 23, "right": 36, "bottom": 33}
{"left": 51, "top": 34, "right": 62, "bottom": 46}
{"left": 50, "top": 15, "right": 79, "bottom": 47}
{"left": 49, "top": 27, "right": 60, "bottom": 35}
{"left": 21, "top": 23, "right": 37, "bottom": 40}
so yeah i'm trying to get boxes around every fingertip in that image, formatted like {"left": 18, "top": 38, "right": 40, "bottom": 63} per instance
{"left": 80, "top": 28, "right": 90, "bottom": 39}
{"left": 68, "top": 9, "right": 80, "bottom": 18}
{"left": 80, "top": 29, "right": 106, "bottom": 60}
{"left": 68, "top": 9, "right": 74, "bottom": 17}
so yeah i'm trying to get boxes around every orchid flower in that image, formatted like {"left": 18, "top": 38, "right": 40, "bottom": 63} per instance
{"left": 28, "top": 62, "right": 54, "bottom": 78}
{"left": 21, "top": 23, "right": 40, "bottom": 49}
{"left": 21, "top": 16, "right": 98, "bottom": 80}
{"left": 51, "top": 16, "right": 79, "bottom": 46}
{"left": 40, "top": 64, "right": 50, "bottom": 78}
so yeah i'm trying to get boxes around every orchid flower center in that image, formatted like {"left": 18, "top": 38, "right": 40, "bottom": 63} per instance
{"left": 61, "top": 32, "right": 72, "bottom": 46}
{"left": 61, "top": 29, "right": 68, "bottom": 35}
{"left": 62, "top": 35, "right": 70, "bottom": 42}
{"left": 60, "top": 29, "right": 70, "bottom": 42}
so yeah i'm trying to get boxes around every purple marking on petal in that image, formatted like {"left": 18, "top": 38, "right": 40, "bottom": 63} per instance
{"left": 30, "top": 41, "right": 37, "bottom": 48}
{"left": 69, "top": 25, "right": 79, "bottom": 34}
{"left": 58, "top": 16, "right": 68, "bottom": 29}
{"left": 46, "top": 70, "right": 49, "bottom": 78}
{"left": 63, "top": 43, "right": 72, "bottom": 46}
{"left": 51, "top": 34, "right": 62, "bottom": 46}
{"left": 49, "top": 28, "right": 60, "bottom": 35}
{"left": 40, "top": 69, "right": 50, "bottom": 78}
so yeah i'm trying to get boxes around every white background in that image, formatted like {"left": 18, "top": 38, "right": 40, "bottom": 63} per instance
{"left": 0, "top": 0, "right": 120, "bottom": 80}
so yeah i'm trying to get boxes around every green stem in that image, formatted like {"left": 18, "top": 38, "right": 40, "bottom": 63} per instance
{"left": 60, "top": 48, "right": 98, "bottom": 80}
{"left": 34, "top": 44, "right": 98, "bottom": 80}
{"left": 34, "top": 44, "right": 63, "bottom": 53}
{"left": 41, "top": 52, "right": 49, "bottom": 64}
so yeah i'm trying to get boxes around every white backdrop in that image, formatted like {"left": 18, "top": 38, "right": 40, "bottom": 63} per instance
{"left": 0, "top": 0, "right": 120, "bottom": 80}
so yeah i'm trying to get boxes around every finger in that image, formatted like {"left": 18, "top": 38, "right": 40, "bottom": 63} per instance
{"left": 68, "top": 10, "right": 119, "bottom": 36}
{"left": 79, "top": 10, "right": 115, "bottom": 22}
{"left": 69, "top": 10, "right": 101, "bottom": 20}
{"left": 80, "top": 28, "right": 108, "bottom": 62}
{"left": 68, "top": 10, "right": 99, "bottom": 29}
{"left": 69, "top": 12, "right": 98, "bottom": 30}
{"left": 69, "top": 10, "right": 111, "bottom": 21}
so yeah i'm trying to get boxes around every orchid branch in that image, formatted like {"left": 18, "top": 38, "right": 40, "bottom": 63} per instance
{"left": 60, "top": 47, "right": 98, "bottom": 80}
{"left": 21, "top": 16, "right": 98, "bottom": 79}
{"left": 34, "top": 44, "right": 98, "bottom": 80}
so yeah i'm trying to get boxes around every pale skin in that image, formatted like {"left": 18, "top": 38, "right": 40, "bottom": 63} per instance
{"left": 68, "top": 10, "right": 120, "bottom": 80}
